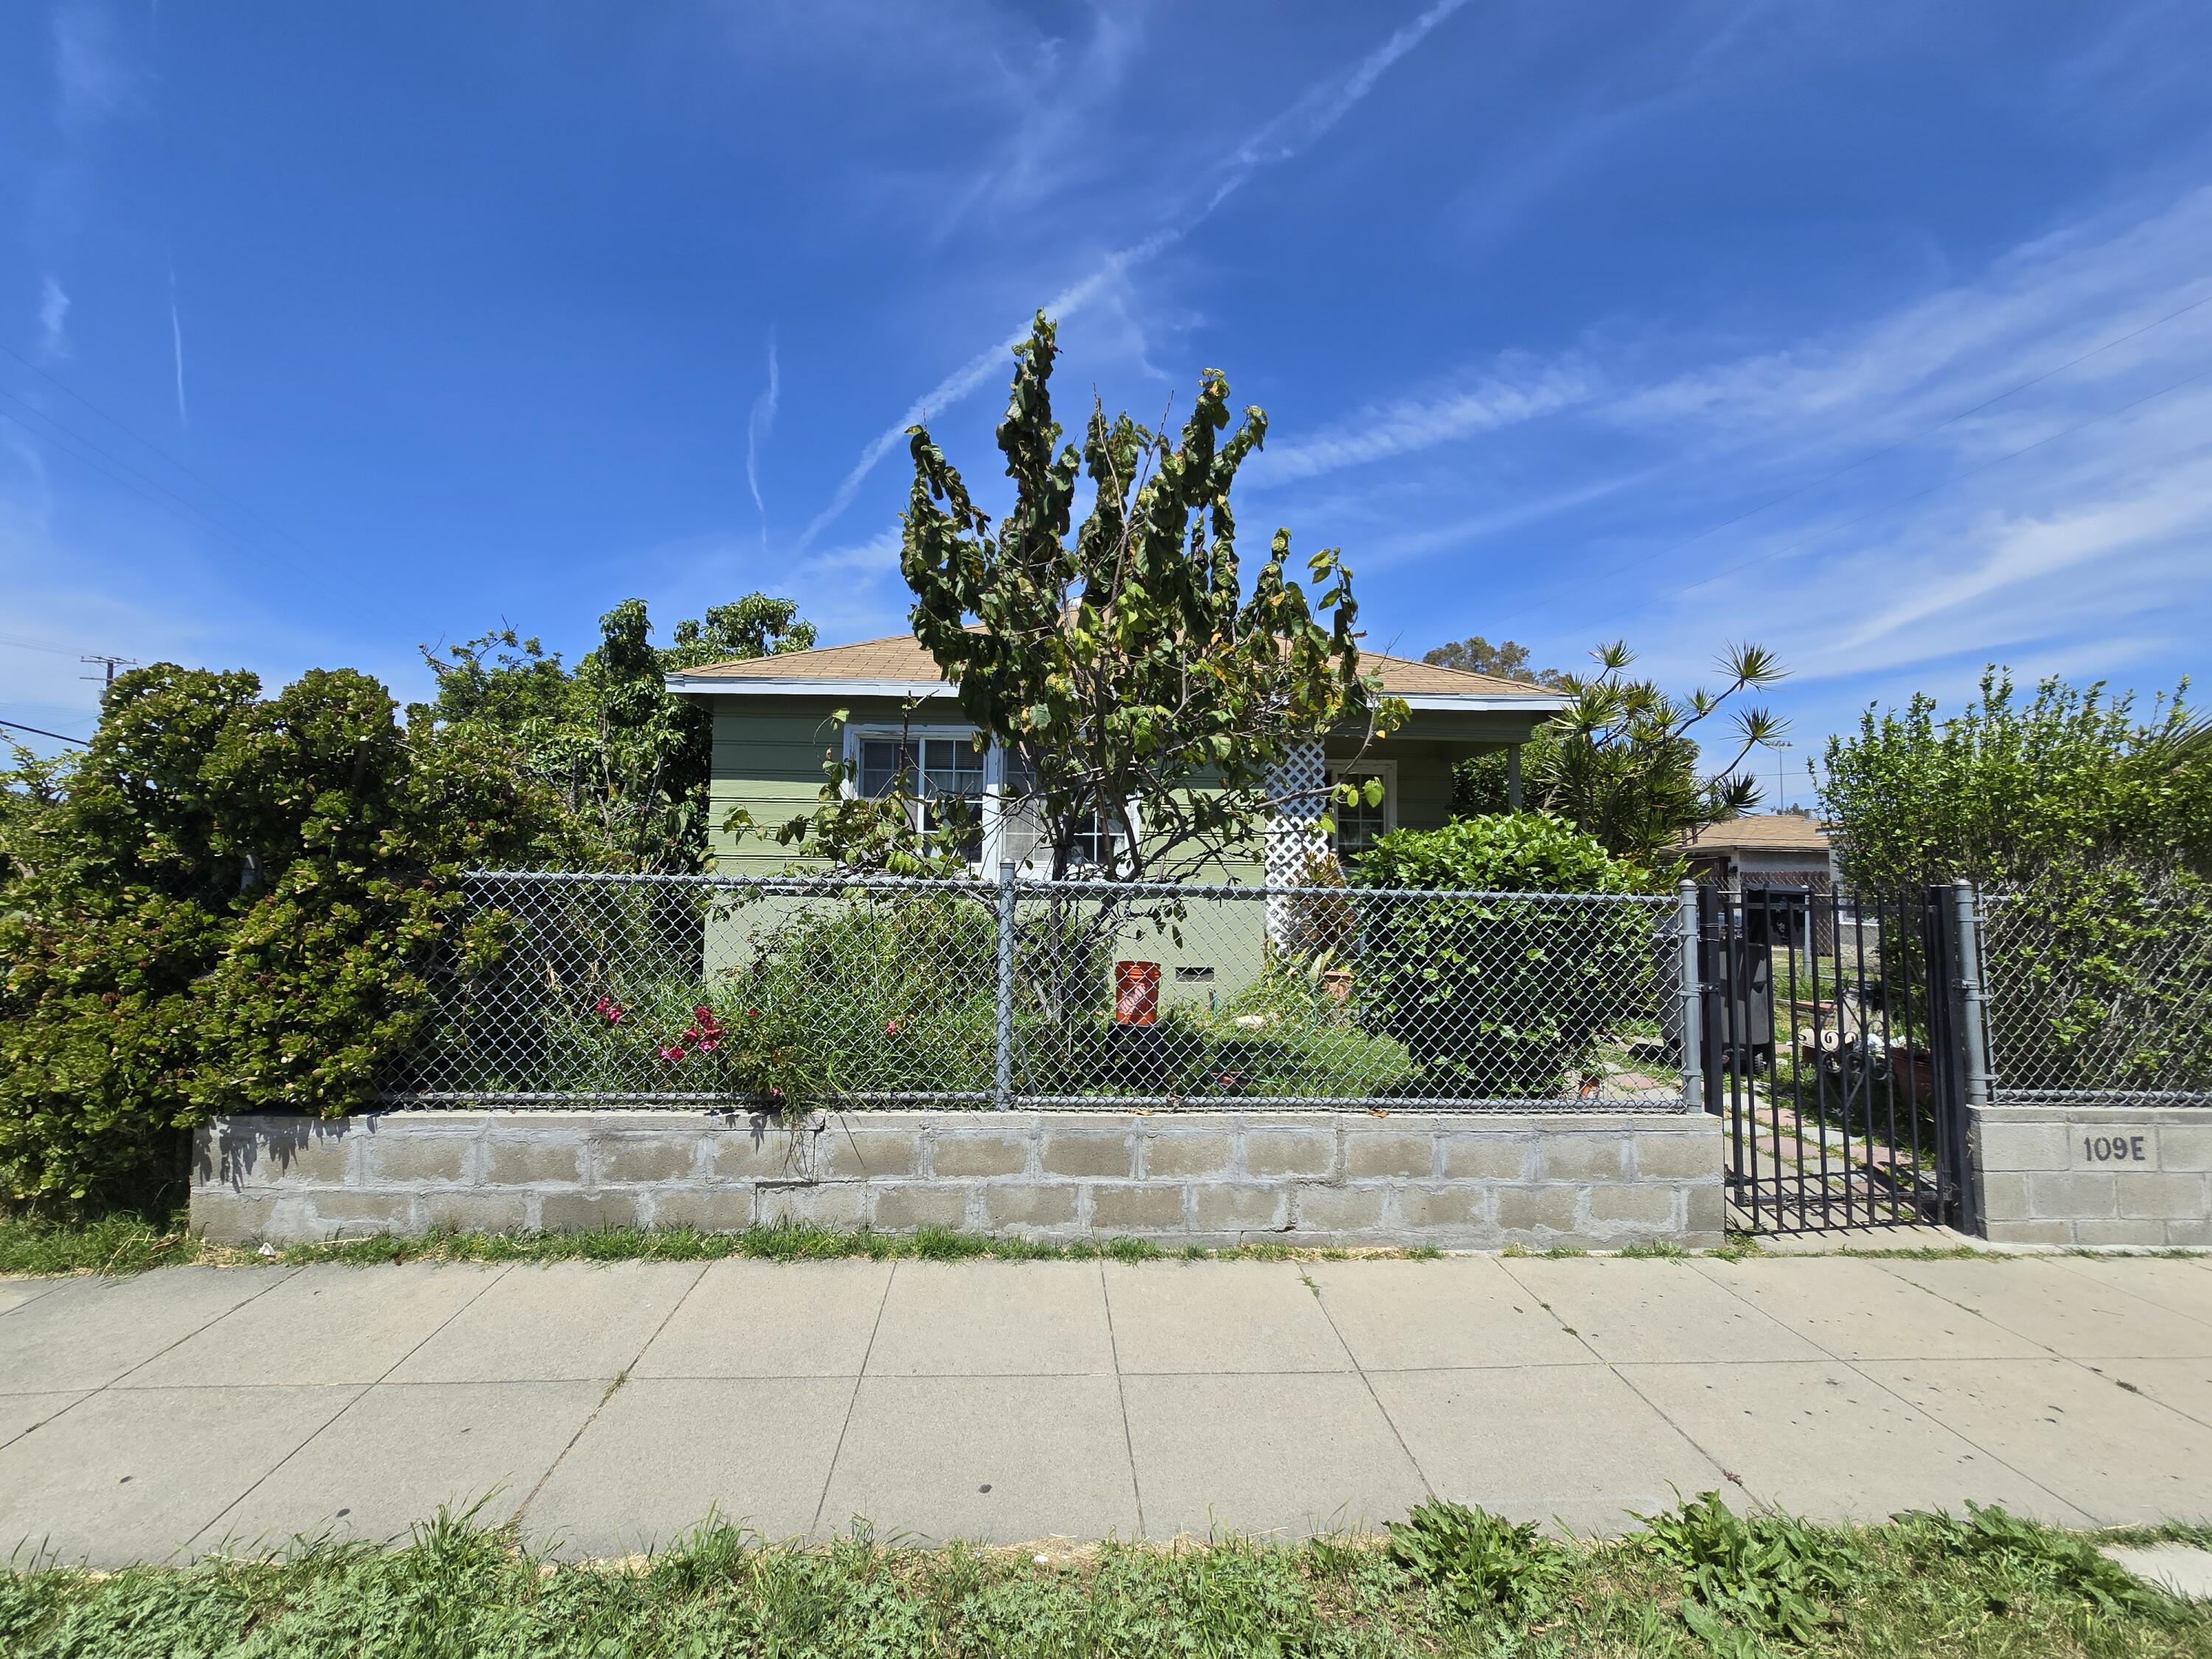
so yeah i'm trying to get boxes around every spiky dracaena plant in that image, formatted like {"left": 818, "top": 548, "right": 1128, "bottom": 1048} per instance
{"left": 1458, "top": 641, "right": 1788, "bottom": 868}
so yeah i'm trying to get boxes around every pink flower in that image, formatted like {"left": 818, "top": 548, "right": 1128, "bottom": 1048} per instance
{"left": 695, "top": 1033, "right": 722, "bottom": 1054}
{"left": 657, "top": 1043, "right": 687, "bottom": 1063}
{"left": 885, "top": 1018, "right": 901, "bottom": 1037}
{"left": 593, "top": 997, "right": 627, "bottom": 1026}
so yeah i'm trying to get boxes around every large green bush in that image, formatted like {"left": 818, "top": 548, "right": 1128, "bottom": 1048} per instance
{"left": 1353, "top": 813, "right": 1659, "bottom": 1096}
{"left": 1822, "top": 670, "right": 2212, "bottom": 1093}
{"left": 0, "top": 667, "right": 559, "bottom": 1211}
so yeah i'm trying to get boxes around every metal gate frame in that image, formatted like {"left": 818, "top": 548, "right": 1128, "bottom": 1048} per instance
{"left": 1700, "top": 881, "right": 1978, "bottom": 1234}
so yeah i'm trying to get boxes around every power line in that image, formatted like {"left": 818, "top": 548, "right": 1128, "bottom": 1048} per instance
{"left": 0, "top": 394, "right": 298, "bottom": 571}
{"left": 0, "top": 717, "right": 89, "bottom": 747}
{"left": 0, "top": 340, "right": 316, "bottom": 557}
{"left": 1489, "top": 287, "right": 2212, "bottom": 636}
{"left": 0, "top": 632, "right": 92, "bottom": 659}
{"left": 1566, "top": 362, "right": 2212, "bottom": 638}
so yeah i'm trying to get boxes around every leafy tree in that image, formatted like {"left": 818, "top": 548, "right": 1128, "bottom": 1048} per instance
{"left": 1422, "top": 635, "right": 1568, "bottom": 688}
{"left": 1821, "top": 669, "right": 2212, "bottom": 1094}
{"left": 422, "top": 594, "right": 814, "bottom": 873}
{"left": 0, "top": 666, "right": 560, "bottom": 1212}
{"left": 762, "top": 311, "right": 1400, "bottom": 880}
{"left": 1820, "top": 669, "right": 2208, "bottom": 889}
{"left": 1453, "top": 641, "right": 1787, "bottom": 867}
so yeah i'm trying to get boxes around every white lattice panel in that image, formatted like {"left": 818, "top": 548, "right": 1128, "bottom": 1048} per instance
{"left": 1265, "top": 740, "right": 1327, "bottom": 945}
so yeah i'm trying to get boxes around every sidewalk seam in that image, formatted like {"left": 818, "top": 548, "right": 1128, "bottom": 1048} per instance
{"left": 1696, "top": 1259, "right": 2095, "bottom": 1519}
{"left": 0, "top": 1265, "right": 307, "bottom": 1458}
{"left": 2041, "top": 1256, "right": 2212, "bottom": 1336}
{"left": 180, "top": 1263, "right": 514, "bottom": 1557}
{"left": 513, "top": 1262, "right": 714, "bottom": 1532}
{"left": 1495, "top": 1257, "right": 1739, "bottom": 1503}
{"left": 1304, "top": 1270, "right": 1433, "bottom": 1503}
{"left": 1097, "top": 1259, "right": 1147, "bottom": 1539}
{"left": 811, "top": 1260, "right": 896, "bottom": 1542}
{"left": 1858, "top": 1265, "right": 2212, "bottom": 1446}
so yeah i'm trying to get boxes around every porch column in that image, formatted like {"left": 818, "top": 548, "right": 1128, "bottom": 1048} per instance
{"left": 1506, "top": 743, "right": 1523, "bottom": 812}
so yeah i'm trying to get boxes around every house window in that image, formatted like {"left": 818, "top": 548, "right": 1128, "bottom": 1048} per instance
{"left": 1003, "top": 751, "right": 1119, "bottom": 872}
{"left": 1327, "top": 762, "right": 1394, "bottom": 860}
{"left": 856, "top": 732, "right": 986, "bottom": 862}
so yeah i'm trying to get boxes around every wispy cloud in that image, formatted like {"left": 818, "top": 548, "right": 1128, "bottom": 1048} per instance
{"left": 167, "top": 265, "right": 187, "bottom": 431}
{"left": 797, "top": 0, "right": 1474, "bottom": 552}
{"left": 36, "top": 276, "right": 70, "bottom": 359}
{"left": 52, "top": 0, "right": 135, "bottom": 129}
{"left": 745, "top": 327, "right": 779, "bottom": 556}
{"left": 1251, "top": 358, "right": 1596, "bottom": 487}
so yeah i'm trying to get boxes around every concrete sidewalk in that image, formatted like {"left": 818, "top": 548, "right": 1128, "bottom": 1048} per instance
{"left": 4, "top": 1253, "right": 2211, "bottom": 1566}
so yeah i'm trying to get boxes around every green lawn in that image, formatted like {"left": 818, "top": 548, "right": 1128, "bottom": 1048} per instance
{"left": 1, "top": 1498, "right": 2206, "bottom": 1658}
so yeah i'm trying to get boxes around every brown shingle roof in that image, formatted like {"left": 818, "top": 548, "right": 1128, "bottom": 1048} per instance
{"left": 1683, "top": 815, "right": 1832, "bottom": 853}
{"left": 678, "top": 633, "right": 1554, "bottom": 698}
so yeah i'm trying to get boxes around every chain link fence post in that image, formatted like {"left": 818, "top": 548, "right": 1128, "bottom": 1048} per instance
{"left": 1677, "top": 877, "right": 1703, "bottom": 1112}
{"left": 995, "top": 861, "right": 1017, "bottom": 1111}
{"left": 1952, "top": 877, "right": 1992, "bottom": 1109}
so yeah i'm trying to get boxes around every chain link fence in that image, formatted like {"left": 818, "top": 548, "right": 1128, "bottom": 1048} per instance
{"left": 1981, "top": 877, "right": 2212, "bottom": 1103}
{"left": 392, "top": 870, "right": 1692, "bottom": 1112}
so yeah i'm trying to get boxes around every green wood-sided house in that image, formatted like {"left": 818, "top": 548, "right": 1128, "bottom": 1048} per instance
{"left": 667, "top": 633, "right": 1568, "bottom": 882}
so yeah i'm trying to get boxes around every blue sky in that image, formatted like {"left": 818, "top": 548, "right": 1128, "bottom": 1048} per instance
{"left": 5, "top": 1, "right": 2211, "bottom": 804}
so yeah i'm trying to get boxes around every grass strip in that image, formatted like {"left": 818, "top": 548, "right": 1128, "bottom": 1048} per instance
{"left": 9, "top": 1208, "right": 2208, "bottom": 1279}
{"left": 0, "top": 1211, "right": 1450, "bottom": 1276}
{"left": 1, "top": 1498, "right": 2208, "bottom": 1658}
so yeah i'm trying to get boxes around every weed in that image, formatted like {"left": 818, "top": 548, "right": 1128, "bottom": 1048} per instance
{"left": 1638, "top": 1490, "right": 1867, "bottom": 1647}
{"left": 1896, "top": 1501, "right": 2187, "bottom": 1623}
{"left": 1388, "top": 1499, "right": 1571, "bottom": 1622}
{"left": 1615, "top": 1240, "right": 1687, "bottom": 1259}
{"left": 1707, "top": 1235, "right": 1768, "bottom": 1262}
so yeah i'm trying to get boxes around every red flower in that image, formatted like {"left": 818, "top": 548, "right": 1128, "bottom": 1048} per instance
{"left": 695, "top": 1033, "right": 722, "bottom": 1053}
{"left": 657, "top": 1043, "right": 687, "bottom": 1062}
{"left": 746, "top": 1006, "right": 762, "bottom": 1020}
{"left": 593, "top": 996, "right": 627, "bottom": 1026}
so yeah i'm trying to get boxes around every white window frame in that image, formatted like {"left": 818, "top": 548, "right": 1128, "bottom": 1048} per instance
{"left": 1326, "top": 757, "right": 1397, "bottom": 860}
{"left": 840, "top": 723, "right": 1136, "bottom": 876}
{"left": 843, "top": 723, "right": 997, "bottom": 866}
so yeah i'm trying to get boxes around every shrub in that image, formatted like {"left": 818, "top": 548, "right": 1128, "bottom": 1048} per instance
{"left": 1353, "top": 813, "right": 1659, "bottom": 1096}
{"left": 0, "top": 667, "right": 557, "bottom": 1211}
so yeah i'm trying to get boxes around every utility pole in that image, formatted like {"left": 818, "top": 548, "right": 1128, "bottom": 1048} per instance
{"left": 1770, "top": 741, "right": 1792, "bottom": 812}
{"left": 81, "top": 654, "right": 136, "bottom": 693}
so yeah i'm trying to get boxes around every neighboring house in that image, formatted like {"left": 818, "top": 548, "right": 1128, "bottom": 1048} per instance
{"left": 1681, "top": 813, "right": 1837, "bottom": 894}
{"left": 666, "top": 632, "right": 1569, "bottom": 880}
{"left": 1683, "top": 813, "right": 1838, "bottom": 954}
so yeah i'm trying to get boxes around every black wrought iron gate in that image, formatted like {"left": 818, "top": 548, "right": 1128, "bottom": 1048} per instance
{"left": 1699, "top": 884, "right": 1975, "bottom": 1234}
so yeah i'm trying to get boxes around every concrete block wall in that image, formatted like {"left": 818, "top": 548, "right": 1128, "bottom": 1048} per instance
{"left": 1972, "top": 1105, "right": 2212, "bottom": 1246}
{"left": 191, "top": 1109, "right": 1723, "bottom": 1251}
